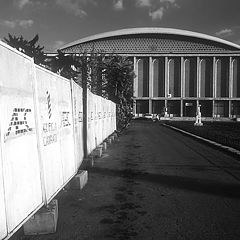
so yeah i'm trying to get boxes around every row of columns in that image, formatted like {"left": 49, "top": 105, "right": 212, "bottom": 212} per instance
{"left": 133, "top": 55, "right": 239, "bottom": 116}
{"left": 134, "top": 99, "right": 239, "bottom": 118}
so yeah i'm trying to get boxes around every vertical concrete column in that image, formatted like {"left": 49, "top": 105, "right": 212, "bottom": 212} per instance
{"left": 133, "top": 56, "right": 137, "bottom": 116}
{"left": 197, "top": 56, "right": 201, "bottom": 98}
{"left": 212, "top": 57, "right": 217, "bottom": 117}
{"left": 181, "top": 57, "right": 185, "bottom": 98}
{"left": 165, "top": 56, "right": 169, "bottom": 98}
{"left": 149, "top": 57, "right": 153, "bottom": 114}
{"left": 213, "top": 57, "right": 217, "bottom": 98}
{"left": 180, "top": 57, "right": 184, "bottom": 117}
{"left": 165, "top": 56, "right": 169, "bottom": 114}
{"left": 133, "top": 56, "right": 138, "bottom": 98}
{"left": 229, "top": 57, "right": 233, "bottom": 99}
{"left": 229, "top": 57, "right": 233, "bottom": 118}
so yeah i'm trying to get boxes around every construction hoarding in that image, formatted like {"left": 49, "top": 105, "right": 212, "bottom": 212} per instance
{"left": 0, "top": 41, "right": 116, "bottom": 240}
{"left": 0, "top": 42, "right": 43, "bottom": 236}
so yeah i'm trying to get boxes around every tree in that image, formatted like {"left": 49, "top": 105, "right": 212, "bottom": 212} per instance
{"left": 87, "top": 51, "right": 105, "bottom": 96}
{"left": 49, "top": 50, "right": 81, "bottom": 80}
{"left": 3, "top": 34, "right": 46, "bottom": 66}
{"left": 102, "top": 55, "right": 135, "bottom": 130}
{"left": 103, "top": 55, "right": 134, "bottom": 104}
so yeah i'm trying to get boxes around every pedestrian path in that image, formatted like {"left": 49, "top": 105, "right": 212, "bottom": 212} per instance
{"left": 15, "top": 120, "right": 240, "bottom": 240}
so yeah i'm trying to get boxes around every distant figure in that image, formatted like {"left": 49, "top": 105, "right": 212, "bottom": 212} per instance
{"left": 194, "top": 105, "right": 203, "bottom": 126}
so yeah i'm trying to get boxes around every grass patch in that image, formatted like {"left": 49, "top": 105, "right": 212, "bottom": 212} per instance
{"left": 164, "top": 121, "right": 240, "bottom": 151}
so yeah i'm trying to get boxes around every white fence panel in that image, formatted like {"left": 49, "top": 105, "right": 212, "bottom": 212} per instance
{"left": 87, "top": 91, "right": 116, "bottom": 151}
{"left": 0, "top": 143, "right": 7, "bottom": 239}
{"left": 94, "top": 95, "right": 102, "bottom": 146}
{"left": 71, "top": 81, "right": 84, "bottom": 169}
{"left": 93, "top": 97, "right": 98, "bottom": 146}
{"left": 57, "top": 78, "right": 76, "bottom": 183}
{"left": 0, "top": 43, "right": 43, "bottom": 234}
{"left": 101, "top": 98, "right": 106, "bottom": 141}
{"left": 34, "top": 66, "right": 64, "bottom": 203}
{"left": 106, "top": 101, "right": 110, "bottom": 137}
{"left": 111, "top": 102, "right": 116, "bottom": 134}
{"left": 87, "top": 90, "right": 95, "bottom": 154}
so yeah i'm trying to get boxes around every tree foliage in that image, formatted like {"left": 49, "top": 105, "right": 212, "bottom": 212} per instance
{"left": 103, "top": 55, "right": 134, "bottom": 104}
{"left": 49, "top": 50, "right": 81, "bottom": 80}
{"left": 3, "top": 34, "right": 46, "bottom": 65}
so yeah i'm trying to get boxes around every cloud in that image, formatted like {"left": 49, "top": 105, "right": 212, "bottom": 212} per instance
{"left": 215, "top": 29, "right": 234, "bottom": 38}
{"left": 55, "top": 0, "right": 99, "bottom": 17}
{"left": 18, "top": 19, "right": 34, "bottom": 28}
{"left": 56, "top": 0, "right": 87, "bottom": 17}
{"left": 14, "top": 0, "right": 48, "bottom": 10}
{"left": 160, "top": 0, "right": 176, "bottom": 4}
{"left": 136, "top": 0, "right": 178, "bottom": 8}
{"left": 113, "top": 0, "right": 124, "bottom": 10}
{"left": 149, "top": 7, "right": 164, "bottom": 20}
{"left": 135, "top": 0, "right": 178, "bottom": 21}
{"left": 0, "top": 19, "right": 34, "bottom": 28}
{"left": 160, "top": 0, "right": 179, "bottom": 8}
{"left": 77, "top": 0, "right": 98, "bottom": 5}
{"left": 14, "top": 0, "right": 32, "bottom": 9}
{"left": 52, "top": 40, "right": 65, "bottom": 50}
{"left": 135, "top": 0, "right": 152, "bottom": 8}
{"left": 0, "top": 20, "right": 17, "bottom": 28}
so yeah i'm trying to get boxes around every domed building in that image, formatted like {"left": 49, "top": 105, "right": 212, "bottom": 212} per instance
{"left": 60, "top": 28, "right": 240, "bottom": 119}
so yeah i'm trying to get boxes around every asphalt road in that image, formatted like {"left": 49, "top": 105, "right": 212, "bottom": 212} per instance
{"left": 18, "top": 120, "right": 240, "bottom": 240}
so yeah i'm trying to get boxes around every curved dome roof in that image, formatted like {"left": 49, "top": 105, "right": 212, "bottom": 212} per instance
{"left": 61, "top": 27, "right": 240, "bottom": 51}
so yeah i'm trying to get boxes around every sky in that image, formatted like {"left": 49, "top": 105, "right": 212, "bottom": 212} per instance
{"left": 0, "top": 0, "right": 240, "bottom": 52}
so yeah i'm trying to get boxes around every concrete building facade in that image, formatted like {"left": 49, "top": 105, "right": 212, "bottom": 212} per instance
{"left": 61, "top": 28, "right": 240, "bottom": 119}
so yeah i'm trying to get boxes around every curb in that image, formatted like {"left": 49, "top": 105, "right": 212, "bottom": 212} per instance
{"left": 162, "top": 123, "right": 240, "bottom": 158}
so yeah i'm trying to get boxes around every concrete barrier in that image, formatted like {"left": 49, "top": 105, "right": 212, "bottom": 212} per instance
{"left": 102, "top": 142, "right": 107, "bottom": 151}
{"left": 92, "top": 145, "right": 103, "bottom": 158}
{"left": 70, "top": 171, "right": 88, "bottom": 190}
{"left": 23, "top": 199, "right": 58, "bottom": 235}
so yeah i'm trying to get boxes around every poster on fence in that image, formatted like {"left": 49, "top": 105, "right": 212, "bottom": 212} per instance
{"left": 34, "top": 66, "right": 64, "bottom": 203}
{"left": 0, "top": 42, "right": 43, "bottom": 234}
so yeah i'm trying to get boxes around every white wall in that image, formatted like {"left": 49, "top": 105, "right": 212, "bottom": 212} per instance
{"left": 0, "top": 42, "right": 43, "bottom": 236}
{"left": 0, "top": 41, "right": 116, "bottom": 240}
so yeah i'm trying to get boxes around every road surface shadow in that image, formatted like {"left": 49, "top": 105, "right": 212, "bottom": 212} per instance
{"left": 89, "top": 167, "right": 240, "bottom": 199}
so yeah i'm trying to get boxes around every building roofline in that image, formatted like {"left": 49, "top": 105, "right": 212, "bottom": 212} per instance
{"left": 60, "top": 27, "right": 240, "bottom": 51}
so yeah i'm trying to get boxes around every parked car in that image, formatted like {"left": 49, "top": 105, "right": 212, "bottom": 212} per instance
{"left": 143, "top": 113, "right": 153, "bottom": 120}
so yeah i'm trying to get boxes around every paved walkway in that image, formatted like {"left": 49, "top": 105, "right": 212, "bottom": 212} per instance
{"left": 17, "top": 120, "right": 240, "bottom": 240}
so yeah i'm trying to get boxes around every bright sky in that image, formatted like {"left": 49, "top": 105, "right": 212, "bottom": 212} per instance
{"left": 0, "top": 0, "right": 240, "bottom": 52}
